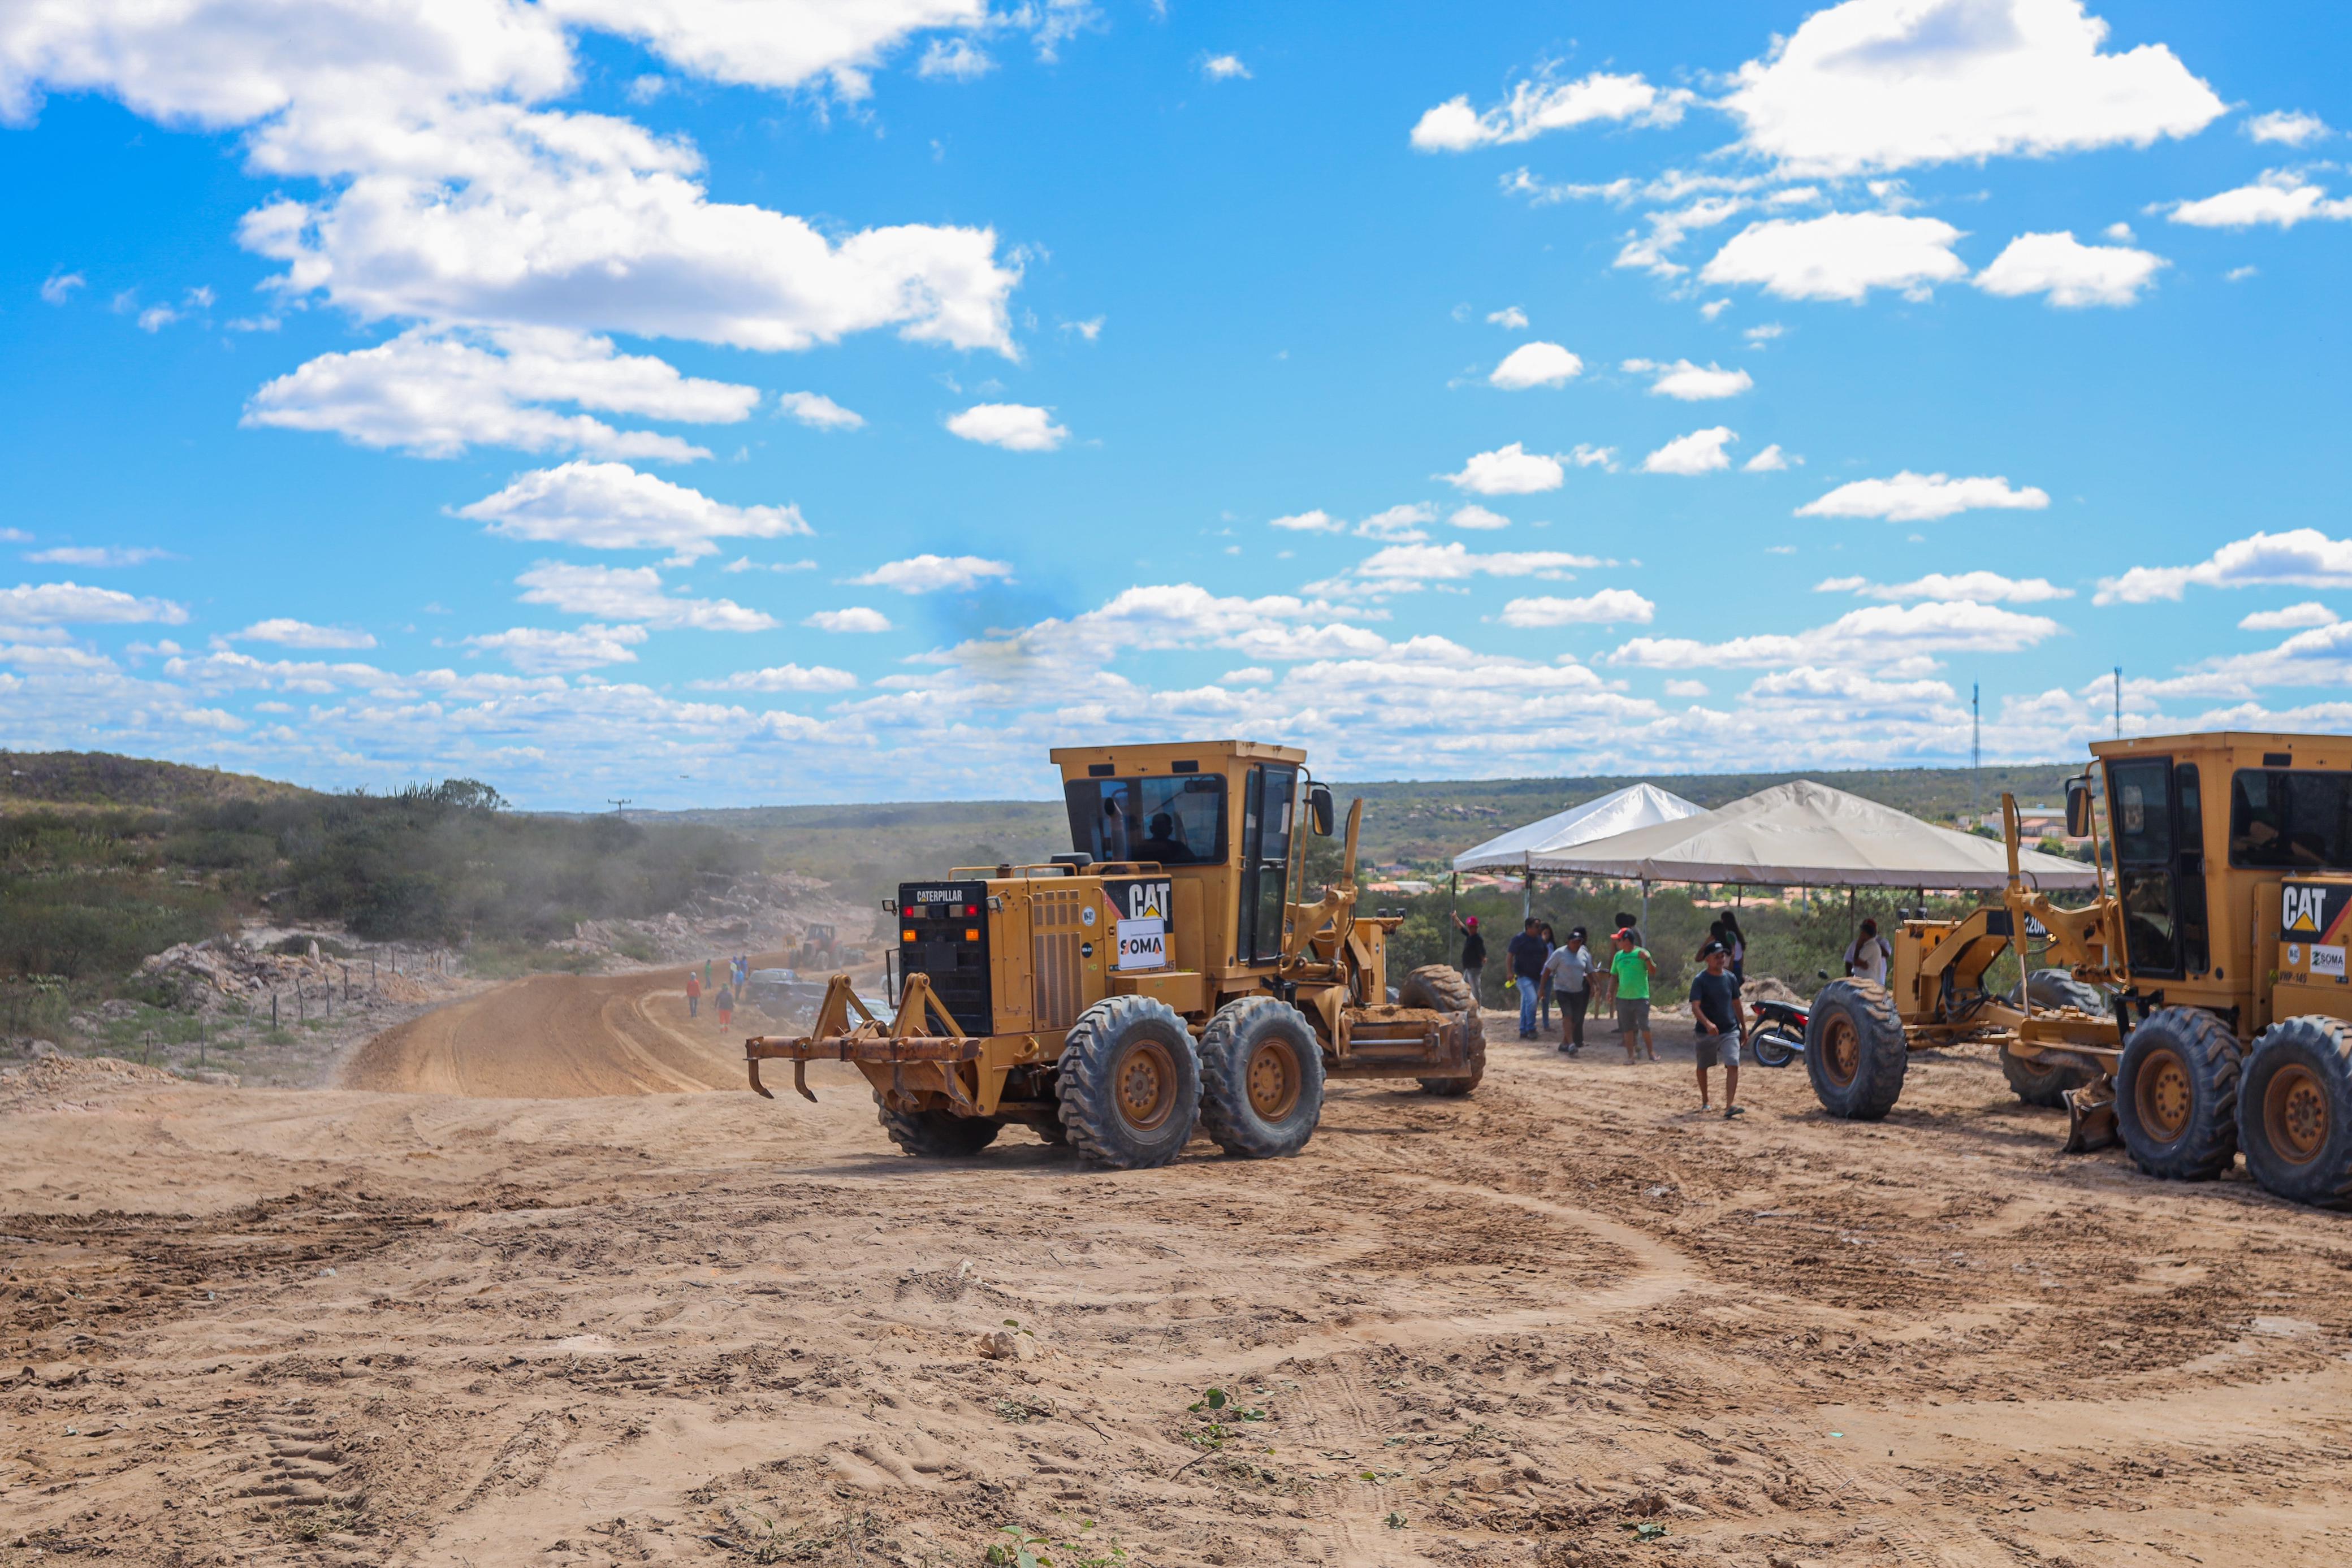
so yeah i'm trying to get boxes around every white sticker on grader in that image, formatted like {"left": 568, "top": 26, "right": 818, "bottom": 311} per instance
{"left": 2314, "top": 944, "right": 2346, "bottom": 978}
{"left": 1116, "top": 917, "right": 1167, "bottom": 971}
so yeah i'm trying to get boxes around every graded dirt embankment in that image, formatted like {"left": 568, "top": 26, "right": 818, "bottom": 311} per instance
{"left": 339, "top": 967, "right": 761, "bottom": 1098}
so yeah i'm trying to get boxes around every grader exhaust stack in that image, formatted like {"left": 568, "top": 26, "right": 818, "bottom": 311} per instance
{"left": 742, "top": 740, "right": 1484, "bottom": 1170}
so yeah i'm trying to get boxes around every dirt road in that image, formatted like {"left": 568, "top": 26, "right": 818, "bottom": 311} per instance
{"left": 339, "top": 969, "right": 743, "bottom": 1097}
{"left": 5, "top": 991, "right": 2350, "bottom": 1567}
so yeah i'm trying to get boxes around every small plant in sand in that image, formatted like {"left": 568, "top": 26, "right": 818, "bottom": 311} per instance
{"left": 985, "top": 1520, "right": 1127, "bottom": 1567}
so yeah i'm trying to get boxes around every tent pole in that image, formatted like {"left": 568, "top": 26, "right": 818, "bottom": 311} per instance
{"left": 1523, "top": 868, "right": 1533, "bottom": 924}
{"left": 1640, "top": 878, "right": 1651, "bottom": 934}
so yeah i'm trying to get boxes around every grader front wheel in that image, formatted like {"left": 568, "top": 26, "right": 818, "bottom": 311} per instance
{"left": 2115, "top": 1007, "right": 2242, "bottom": 1182}
{"left": 876, "top": 1098, "right": 1003, "bottom": 1158}
{"left": 1056, "top": 994, "right": 1201, "bottom": 1169}
{"left": 1804, "top": 980, "right": 1908, "bottom": 1120}
{"left": 2236, "top": 1016, "right": 2352, "bottom": 1207}
{"left": 1199, "top": 997, "right": 1326, "bottom": 1158}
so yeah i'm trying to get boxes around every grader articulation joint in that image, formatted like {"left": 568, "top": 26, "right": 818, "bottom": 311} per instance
{"left": 745, "top": 740, "right": 1484, "bottom": 1169}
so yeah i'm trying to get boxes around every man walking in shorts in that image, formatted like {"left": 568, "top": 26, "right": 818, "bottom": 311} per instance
{"left": 1609, "top": 928, "right": 1658, "bottom": 1063}
{"left": 1689, "top": 941, "right": 1746, "bottom": 1117}
{"left": 1542, "top": 927, "right": 1593, "bottom": 1054}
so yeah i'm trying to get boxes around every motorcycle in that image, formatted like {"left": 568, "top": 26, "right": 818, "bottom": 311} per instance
{"left": 1744, "top": 998, "right": 1808, "bottom": 1069}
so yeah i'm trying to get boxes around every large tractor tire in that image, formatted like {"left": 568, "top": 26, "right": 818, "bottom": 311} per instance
{"left": 1198, "top": 997, "right": 1326, "bottom": 1158}
{"left": 2115, "top": 1006, "right": 2242, "bottom": 1182}
{"left": 1400, "top": 964, "right": 1486, "bottom": 1097}
{"left": 1999, "top": 1045, "right": 2090, "bottom": 1108}
{"left": 876, "top": 1097, "right": 1002, "bottom": 1158}
{"left": 1804, "top": 980, "right": 1908, "bottom": 1120}
{"left": 1056, "top": 995, "right": 1201, "bottom": 1169}
{"left": 2236, "top": 1016, "right": 2352, "bottom": 1207}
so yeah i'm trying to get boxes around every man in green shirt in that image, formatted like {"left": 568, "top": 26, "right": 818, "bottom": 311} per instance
{"left": 1607, "top": 928, "right": 1659, "bottom": 1063}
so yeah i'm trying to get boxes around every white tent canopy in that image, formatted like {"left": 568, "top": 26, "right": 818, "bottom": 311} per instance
{"left": 1452, "top": 783, "right": 1707, "bottom": 873}
{"left": 1528, "top": 778, "right": 2098, "bottom": 891}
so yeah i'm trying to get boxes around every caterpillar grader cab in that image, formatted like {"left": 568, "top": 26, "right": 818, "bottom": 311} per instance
{"left": 1805, "top": 729, "right": 2352, "bottom": 1208}
{"left": 743, "top": 740, "right": 1484, "bottom": 1169}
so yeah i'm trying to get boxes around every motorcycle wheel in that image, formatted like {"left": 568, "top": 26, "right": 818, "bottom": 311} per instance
{"left": 1748, "top": 1026, "right": 1800, "bottom": 1069}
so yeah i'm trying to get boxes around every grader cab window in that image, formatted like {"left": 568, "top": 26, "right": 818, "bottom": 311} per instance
{"left": 2229, "top": 768, "right": 2352, "bottom": 870}
{"left": 2108, "top": 757, "right": 2210, "bottom": 978}
{"left": 1063, "top": 775, "right": 1227, "bottom": 865}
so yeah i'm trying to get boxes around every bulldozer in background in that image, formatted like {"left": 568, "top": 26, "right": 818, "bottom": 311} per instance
{"left": 1805, "top": 729, "right": 2352, "bottom": 1208}
{"left": 744, "top": 740, "right": 1483, "bottom": 1169}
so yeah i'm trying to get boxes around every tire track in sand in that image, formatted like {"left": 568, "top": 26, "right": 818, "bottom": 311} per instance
{"left": 340, "top": 969, "right": 748, "bottom": 1097}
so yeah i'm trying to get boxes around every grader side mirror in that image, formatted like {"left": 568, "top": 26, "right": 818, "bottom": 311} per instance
{"left": 2065, "top": 776, "right": 2094, "bottom": 838}
{"left": 1307, "top": 783, "right": 1335, "bottom": 837}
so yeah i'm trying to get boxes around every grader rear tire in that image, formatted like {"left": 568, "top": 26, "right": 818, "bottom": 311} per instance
{"left": 1999, "top": 1045, "right": 2090, "bottom": 1108}
{"left": 2115, "top": 1006, "right": 2242, "bottom": 1182}
{"left": 1400, "top": 964, "right": 1486, "bottom": 1096}
{"left": 1056, "top": 994, "right": 1201, "bottom": 1169}
{"left": 2236, "top": 1016, "right": 2352, "bottom": 1207}
{"left": 1199, "top": 997, "right": 1326, "bottom": 1158}
{"left": 876, "top": 1097, "right": 1002, "bottom": 1158}
{"left": 1804, "top": 980, "right": 1908, "bottom": 1120}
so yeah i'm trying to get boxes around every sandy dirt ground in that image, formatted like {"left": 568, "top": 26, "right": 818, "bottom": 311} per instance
{"left": 4, "top": 970, "right": 2350, "bottom": 1568}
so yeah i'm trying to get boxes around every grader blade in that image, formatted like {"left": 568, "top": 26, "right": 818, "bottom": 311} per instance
{"left": 2062, "top": 1073, "right": 2118, "bottom": 1154}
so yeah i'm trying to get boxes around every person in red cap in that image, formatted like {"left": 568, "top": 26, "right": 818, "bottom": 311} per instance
{"left": 1454, "top": 912, "right": 1486, "bottom": 1003}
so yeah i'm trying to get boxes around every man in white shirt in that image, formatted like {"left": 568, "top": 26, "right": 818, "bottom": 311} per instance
{"left": 1541, "top": 927, "right": 1594, "bottom": 1055}
{"left": 1844, "top": 918, "right": 1893, "bottom": 986}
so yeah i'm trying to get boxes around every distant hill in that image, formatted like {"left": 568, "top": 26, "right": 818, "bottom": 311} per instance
{"left": 0, "top": 750, "right": 316, "bottom": 815}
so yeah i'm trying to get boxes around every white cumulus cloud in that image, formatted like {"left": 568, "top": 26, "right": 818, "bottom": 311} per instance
{"left": 24, "top": 545, "right": 173, "bottom": 568}
{"left": 805, "top": 607, "right": 894, "bottom": 633}
{"left": 1719, "top": 0, "right": 2225, "bottom": 177}
{"left": 458, "top": 462, "right": 810, "bottom": 560}
{"left": 1486, "top": 306, "right": 1528, "bottom": 330}
{"left": 1743, "top": 444, "right": 1796, "bottom": 472}
{"left": 946, "top": 402, "right": 1067, "bottom": 452}
{"left": 1702, "top": 212, "right": 1967, "bottom": 301}
{"left": 1815, "top": 571, "right": 2073, "bottom": 604}
{"left": 2246, "top": 110, "right": 2329, "bottom": 147}
{"left": 1641, "top": 427, "right": 1737, "bottom": 475}
{"left": 1269, "top": 510, "right": 1343, "bottom": 534}
{"left": 1448, "top": 505, "right": 1511, "bottom": 531}
{"left": 0, "top": 582, "right": 187, "bottom": 625}
{"left": 1200, "top": 54, "right": 1250, "bottom": 81}
{"left": 516, "top": 562, "right": 774, "bottom": 631}
{"left": 232, "top": 618, "right": 377, "bottom": 649}
{"left": 1974, "top": 231, "right": 2166, "bottom": 306}
{"left": 1441, "top": 443, "right": 1565, "bottom": 495}
{"left": 775, "top": 391, "right": 863, "bottom": 430}
{"left": 463, "top": 622, "right": 647, "bottom": 673}
{"left": 1612, "top": 601, "right": 2063, "bottom": 670}
{"left": 2239, "top": 603, "right": 2337, "bottom": 632}
{"left": 1797, "top": 471, "right": 2051, "bottom": 522}
{"left": 1623, "top": 358, "right": 1753, "bottom": 400}
{"left": 1488, "top": 341, "right": 1583, "bottom": 389}
{"left": 2095, "top": 529, "right": 2352, "bottom": 604}
{"left": 244, "top": 327, "right": 756, "bottom": 461}
{"left": 1499, "top": 590, "right": 1655, "bottom": 627}
{"left": 850, "top": 555, "right": 1014, "bottom": 594}
{"left": 2163, "top": 169, "right": 2352, "bottom": 229}
{"left": 689, "top": 663, "right": 858, "bottom": 691}
{"left": 1410, "top": 71, "right": 1690, "bottom": 152}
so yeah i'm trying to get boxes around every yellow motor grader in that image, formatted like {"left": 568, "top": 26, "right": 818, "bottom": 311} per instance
{"left": 1805, "top": 729, "right": 2352, "bottom": 1208}
{"left": 743, "top": 740, "right": 1483, "bottom": 1169}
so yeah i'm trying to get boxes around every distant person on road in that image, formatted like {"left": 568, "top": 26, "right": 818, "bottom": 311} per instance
{"left": 1613, "top": 910, "right": 1642, "bottom": 948}
{"left": 1608, "top": 928, "right": 1659, "bottom": 1064}
{"left": 1536, "top": 922, "right": 1558, "bottom": 1030}
{"left": 1506, "top": 919, "right": 1548, "bottom": 1039}
{"left": 715, "top": 985, "right": 734, "bottom": 1030}
{"left": 686, "top": 968, "right": 703, "bottom": 1018}
{"left": 1690, "top": 941, "right": 1746, "bottom": 1119}
{"left": 1455, "top": 914, "right": 1486, "bottom": 1002}
{"left": 1542, "top": 927, "right": 1594, "bottom": 1055}
{"left": 1844, "top": 919, "right": 1893, "bottom": 986}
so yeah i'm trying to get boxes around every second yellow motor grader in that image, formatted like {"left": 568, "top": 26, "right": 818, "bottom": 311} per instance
{"left": 743, "top": 740, "right": 1484, "bottom": 1169}
{"left": 1806, "top": 729, "right": 2352, "bottom": 1209}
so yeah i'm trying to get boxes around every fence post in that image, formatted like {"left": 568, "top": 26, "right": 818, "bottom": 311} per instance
{"left": 271, "top": 991, "right": 279, "bottom": 1029}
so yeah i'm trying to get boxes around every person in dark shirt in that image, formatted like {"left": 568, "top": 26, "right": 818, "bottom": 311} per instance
{"left": 1689, "top": 941, "right": 1745, "bottom": 1119}
{"left": 1135, "top": 811, "right": 1194, "bottom": 864}
{"left": 1506, "top": 919, "right": 1549, "bottom": 1039}
{"left": 1455, "top": 914, "right": 1486, "bottom": 1001}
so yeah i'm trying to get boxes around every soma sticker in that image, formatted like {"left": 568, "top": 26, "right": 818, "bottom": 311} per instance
{"left": 1117, "top": 917, "right": 1167, "bottom": 972}
{"left": 2315, "top": 945, "right": 2347, "bottom": 978}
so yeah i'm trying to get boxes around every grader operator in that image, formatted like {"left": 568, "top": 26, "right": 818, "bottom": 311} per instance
{"left": 1805, "top": 729, "right": 2352, "bottom": 1208}
{"left": 743, "top": 740, "right": 1483, "bottom": 1169}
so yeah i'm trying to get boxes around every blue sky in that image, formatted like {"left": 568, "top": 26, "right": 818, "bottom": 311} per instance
{"left": 3, "top": 1, "right": 2350, "bottom": 808}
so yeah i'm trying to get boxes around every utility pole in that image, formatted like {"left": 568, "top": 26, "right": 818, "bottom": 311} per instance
{"left": 608, "top": 797, "right": 633, "bottom": 817}
{"left": 2113, "top": 667, "right": 2122, "bottom": 739}
{"left": 1971, "top": 682, "right": 1981, "bottom": 824}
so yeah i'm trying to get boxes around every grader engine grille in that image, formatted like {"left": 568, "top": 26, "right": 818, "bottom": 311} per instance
{"left": 898, "top": 880, "right": 992, "bottom": 1037}
{"left": 1031, "top": 885, "right": 1084, "bottom": 1030}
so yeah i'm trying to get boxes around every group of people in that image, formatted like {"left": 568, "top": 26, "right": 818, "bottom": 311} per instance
{"left": 1455, "top": 908, "right": 1755, "bottom": 1117}
{"left": 684, "top": 954, "right": 754, "bottom": 1029}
